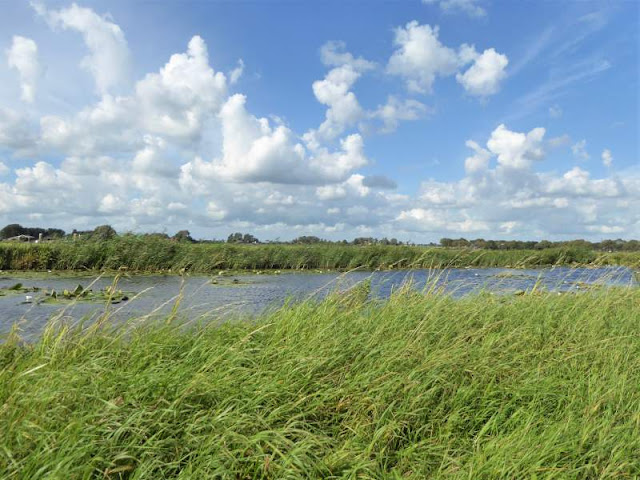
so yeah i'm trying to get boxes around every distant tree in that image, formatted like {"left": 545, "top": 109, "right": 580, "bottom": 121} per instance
{"left": 440, "top": 238, "right": 454, "bottom": 247}
{"left": 242, "top": 233, "right": 259, "bottom": 244}
{"left": 1, "top": 224, "right": 66, "bottom": 240}
{"left": 353, "top": 237, "right": 376, "bottom": 246}
{"left": 471, "top": 238, "right": 487, "bottom": 249}
{"left": 535, "top": 240, "right": 553, "bottom": 250}
{"left": 173, "top": 230, "right": 195, "bottom": 243}
{"left": 293, "top": 236, "right": 322, "bottom": 244}
{"left": 143, "top": 232, "right": 170, "bottom": 240}
{"left": 450, "top": 238, "right": 470, "bottom": 248}
{"left": 45, "top": 228, "right": 66, "bottom": 239}
{"left": 565, "top": 239, "right": 591, "bottom": 250}
{"left": 227, "top": 232, "right": 242, "bottom": 243}
{"left": 227, "top": 232, "right": 259, "bottom": 244}
{"left": 623, "top": 240, "right": 640, "bottom": 251}
{"left": 92, "top": 225, "right": 117, "bottom": 240}
{"left": 0, "top": 224, "right": 25, "bottom": 239}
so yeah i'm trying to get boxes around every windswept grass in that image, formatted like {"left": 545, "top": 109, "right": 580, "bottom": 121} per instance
{"left": 1, "top": 286, "right": 639, "bottom": 478}
{"left": 1, "top": 236, "right": 639, "bottom": 272}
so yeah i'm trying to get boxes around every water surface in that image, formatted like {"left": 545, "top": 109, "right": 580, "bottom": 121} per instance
{"left": 1, "top": 266, "right": 635, "bottom": 339}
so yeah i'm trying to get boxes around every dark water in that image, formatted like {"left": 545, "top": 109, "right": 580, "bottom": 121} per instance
{"left": 1, "top": 267, "right": 636, "bottom": 339}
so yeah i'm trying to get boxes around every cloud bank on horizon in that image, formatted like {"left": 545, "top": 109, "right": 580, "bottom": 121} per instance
{"left": 0, "top": 0, "right": 637, "bottom": 240}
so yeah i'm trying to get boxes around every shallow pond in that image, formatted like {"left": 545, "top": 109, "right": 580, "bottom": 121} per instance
{"left": 1, "top": 266, "right": 636, "bottom": 339}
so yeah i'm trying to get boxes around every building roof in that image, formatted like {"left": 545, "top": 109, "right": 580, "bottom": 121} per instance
{"left": 6, "top": 234, "right": 35, "bottom": 241}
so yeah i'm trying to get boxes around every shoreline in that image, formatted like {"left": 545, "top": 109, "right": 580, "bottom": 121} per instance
{"left": 0, "top": 262, "right": 637, "bottom": 279}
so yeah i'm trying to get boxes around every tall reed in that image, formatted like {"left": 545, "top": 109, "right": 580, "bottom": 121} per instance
{"left": 1, "top": 237, "right": 638, "bottom": 272}
{"left": 1, "top": 286, "right": 638, "bottom": 478}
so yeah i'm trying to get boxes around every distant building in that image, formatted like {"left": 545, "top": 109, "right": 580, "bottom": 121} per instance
{"left": 5, "top": 234, "right": 36, "bottom": 242}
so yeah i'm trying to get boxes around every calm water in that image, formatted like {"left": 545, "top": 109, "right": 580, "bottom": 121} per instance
{"left": 1, "top": 267, "right": 636, "bottom": 339}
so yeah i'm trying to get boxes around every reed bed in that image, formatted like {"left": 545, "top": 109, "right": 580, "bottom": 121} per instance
{"left": 1, "top": 237, "right": 638, "bottom": 273}
{"left": 1, "top": 285, "right": 639, "bottom": 478}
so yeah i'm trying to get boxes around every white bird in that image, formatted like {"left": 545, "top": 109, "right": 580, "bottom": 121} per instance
{"left": 25, "top": 295, "right": 33, "bottom": 302}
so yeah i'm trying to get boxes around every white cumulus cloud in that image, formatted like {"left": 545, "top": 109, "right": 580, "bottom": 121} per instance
{"left": 387, "top": 21, "right": 507, "bottom": 97}
{"left": 387, "top": 22, "right": 462, "bottom": 94}
{"left": 6, "top": 36, "right": 40, "bottom": 103}
{"left": 34, "top": 2, "right": 132, "bottom": 93}
{"left": 136, "top": 35, "right": 227, "bottom": 142}
{"left": 0, "top": 8, "right": 635, "bottom": 241}
{"left": 487, "top": 124, "right": 545, "bottom": 169}
{"left": 456, "top": 47, "right": 508, "bottom": 97}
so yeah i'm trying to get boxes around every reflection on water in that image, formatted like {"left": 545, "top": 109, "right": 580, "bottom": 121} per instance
{"left": 1, "top": 266, "right": 636, "bottom": 339}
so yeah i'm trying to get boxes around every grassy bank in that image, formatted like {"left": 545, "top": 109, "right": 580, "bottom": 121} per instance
{"left": 1, "top": 287, "right": 639, "bottom": 478}
{"left": 1, "top": 237, "right": 639, "bottom": 273}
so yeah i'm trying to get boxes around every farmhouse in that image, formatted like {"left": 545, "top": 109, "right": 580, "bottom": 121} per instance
{"left": 5, "top": 234, "right": 36, "bottom": 243}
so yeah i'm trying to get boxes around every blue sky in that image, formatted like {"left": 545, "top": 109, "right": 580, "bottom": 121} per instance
{"left": 0, "top": 0, "right": 638, "bottom": 241}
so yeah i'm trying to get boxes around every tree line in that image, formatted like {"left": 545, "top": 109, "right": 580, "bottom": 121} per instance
{"left": 1, "top": 223, "right": 639, "bottom": 251}
{"left": 438, "top": 237, "right": 640, "bottom": 252}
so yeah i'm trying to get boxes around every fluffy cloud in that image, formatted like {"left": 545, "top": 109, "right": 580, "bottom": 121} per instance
{"left": 131, "top": 136, "right": 178, "bottom": 178}
{"left": 396, "top": 208, "right": 489, "bottom": 233}
{"left": 34, "top": 2, "right": 131, "bottom": 93}
{"left": 228, "top": 59, "right": 244, "bottom": 85}
{"left": 309, "top": 64, "right": 365, "bottom": 141}
{"left": 316, "top": 174, "right": 370, "bottom": 201}
{"left": 305, "top": 41, "right": 430, "bottom": 143}
{"left": 136, "top": 35, "right": 227, "bottom": 141}
{"left": 456, "top": 48, "right": 508, "bottom": 97}
{"left": 0, "top": 108, "right": 39, "bottom": 155}
{"left": 40, "top": 95, "right": 138, "bottom": 156}
{"left": 387, "top": 22, "right": 462, "bottom": 94}
{"left": 302, "top": 42, "right": 376, "bottom": 145}
{"left": 320, "top": 40, "right": 375, "bottom": 71}
{"left": 544, "top": 167, "right": 621, "bottom": 198}
{"left": 395, "top": 125, "right": 639, "bottom": 238}
{"left": 14, "top": 161, "right": 77, "bottom": 193}
{"left": 487, "top": 124, "right": 545, "bottom": 169}
{"left": 183, "top": 93, "right": 369, "bottom": 185}
{"left": 464, "top": 139, "right": 492, "bottom": 174}
{"left": 601, "top": 149, "right": 613, "bottom": 167}
{"left": 371, "top": 96, "right": 430, "bottom": 133}
{"left": 0, "top": 6, "right": 635, "bottom": 241}
{"left": 422, "top": 0, "right": 487, "bottom": 18}
{"left": 387, "top": 22, "right": 507, "bottom": 96}
{"left": 34, "top": 35, "right": 227, "bottom": 156}
{"left": 6, "top": 36, "right": 40, "bottom": 103}
{"left": 98, "top": 193, "right": 126, "bottom": 214}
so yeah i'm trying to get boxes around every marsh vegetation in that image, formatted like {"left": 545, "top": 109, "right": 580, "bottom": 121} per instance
{"left": 1, "top": 285, "right": 638, "bottom": 478}
{"left": 1, "top": 236, "right": 639, "bottom": 274}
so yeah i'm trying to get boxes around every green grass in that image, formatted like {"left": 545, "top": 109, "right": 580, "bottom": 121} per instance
{"left": 1, "top": 286, "right": 639, "bottom": 478}
{"left": 1, "top": 236, "right": 639, "bottom": 273}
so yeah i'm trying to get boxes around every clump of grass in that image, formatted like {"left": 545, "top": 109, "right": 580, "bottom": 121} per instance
{"left": 1, "top": 237, "right": 639, "bottom": 273}
{"left": 1, "top": 286, "right": 639, "bottom": 478}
